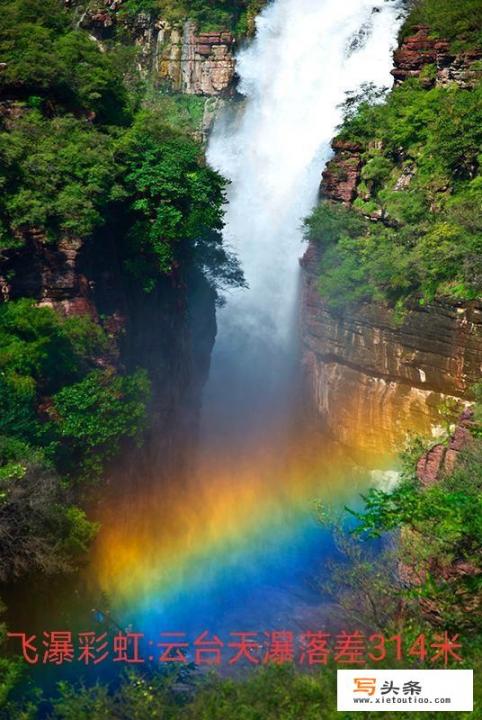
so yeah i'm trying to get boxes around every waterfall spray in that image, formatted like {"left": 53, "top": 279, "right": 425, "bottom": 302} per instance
{"left": 94, "top": 0, "right": 405, "bottom": 634}
{"left": 203, "top": 0, "right": 405, "bottom": 446}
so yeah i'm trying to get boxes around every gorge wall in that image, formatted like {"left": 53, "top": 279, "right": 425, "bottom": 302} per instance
{"left": 0, "top": 206, "right": 216, "bottom": 480}
{"left": 301, "top": 25, "right": 482, "bottom": 462}
{"left": 0, "top": 1, "right": 235, "bottom": 481}
{"left": 74, "top": 0, "right": 237, "bottom": 96}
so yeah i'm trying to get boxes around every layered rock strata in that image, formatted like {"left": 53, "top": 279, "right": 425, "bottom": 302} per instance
{"left": 301, "top": 241, "right": 482, "bottom": 461}
{"left": 392, "top": 25, "right": 482, "bottom": 88}
{"left": 301, "top": 29, "right": 482, "bottom": 462}
{"left": 73, "top": 1, "right": 237, "bottom": 96}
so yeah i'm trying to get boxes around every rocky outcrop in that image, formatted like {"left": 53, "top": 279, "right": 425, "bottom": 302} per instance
{"left": 73, "top": 1, "right": 236, "bottom": 96}
{"left": 400, "top": 412, "right": 480, "bottom": 627}
{"left": 0, "top": 224, "right": 216, "bottom": 478}
{"left": 416, "top": 409, "right": 475, "bottom": 486}
{"left": 392, "top": 25, "right": 482, "bottom": 88}
{"left": 300, "top": 241, "right": 482, "bottom": 461}
{"left": 319, "top": 139, "right": 362, "bottom": 204}
{"left": 158, "top": 21, "right": 236, "bottom": 96}
{"left": 301, "top": 25, "right": 482, "bottom": 462}
{"left": 0, "top": 231, "right": 97, "bottom": 318}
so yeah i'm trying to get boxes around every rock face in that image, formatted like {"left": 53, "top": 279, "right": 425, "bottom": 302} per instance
{"left": 0, "top": 231, "right": 97, "bottom": 318}
{"left": 416, "top": 409, "right": 475, "bottom": 486}
{"left": 74, "top": 2, "right": 236, "bottom": 96}
{"left": 300, "top": 26, "right": 482, "bottom": 462}
{"left": 319, "top": 139, "right": 362, "bottom": 204}
{"left": 0, "top": 226, "right": 216, "bottom": 479}
{"left": 392, "top": 25, "right": 482, "bottom": 88}
{"left": 301, "top": 242, "right": 482, "bottom": 461}
{"left": 158, "top": 21, "right": 236, "bottom": 96}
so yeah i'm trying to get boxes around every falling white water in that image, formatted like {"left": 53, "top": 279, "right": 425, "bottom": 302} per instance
{"left": 203, "top": 0, "right": 405, "bottom": 446}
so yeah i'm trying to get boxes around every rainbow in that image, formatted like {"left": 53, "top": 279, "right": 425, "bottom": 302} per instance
{"left": 90, "top": 427, "right": 396, "bottom": 635}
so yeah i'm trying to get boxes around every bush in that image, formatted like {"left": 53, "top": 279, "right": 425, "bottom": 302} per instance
{"left": 350, "top": 435, "right": 482, "bottom": 632}
{"left": 155, "top": 0, "right": 267, "bottom": 33}
{"left": 0, "top": 444, "right": 98, "bottom": 581}
{"left": 0, "top": 113, "right": 117, "bottom": 247}
{"left": 0, "top": 301, "right": 148, "bottom": 476}
{"left": 116, "top": 109, "right": 232, "bottom": 287}
{"left": 54, "top": 368, "right": 150, "bottom": 475}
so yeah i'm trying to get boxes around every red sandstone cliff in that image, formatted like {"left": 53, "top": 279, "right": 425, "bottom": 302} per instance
{"left": 70, "top": 0, "right": 237, "bottom": 96}
{"left": 300, "top": 29, "right": 482, "bottom": 463}
{"left": 392, "top": 25, "right": 482, "bottom": 88}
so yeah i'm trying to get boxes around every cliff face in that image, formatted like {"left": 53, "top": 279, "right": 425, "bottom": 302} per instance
{"left": 0, "top": 221, "right": 216, "bottom": 477}
{"left": 392, "top": 25, "right": 482, "bottom": 88}
{"left": 157, "top": 21, "right": 236, "bottom": 96}
{"left": 301, "top": 241, "right": 481, "bottom": 460}
{"left": 0, "top": 1, "right": 235, "bottom": 480}
{"left": 416, "top": 409, "right": 475, "bottom": 487}
{"left": 76, "top": 1, "right": 236, "bottom": 96}
{"left": 301, "top": 32, "right": 482, "bottom": 463}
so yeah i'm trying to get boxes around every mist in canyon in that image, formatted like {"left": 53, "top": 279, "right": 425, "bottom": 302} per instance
{"left": 203, "top": 0, "right": 405, "bottom": 451}
{"left": 94, "top": 0, "right": 406, "bottom": 636}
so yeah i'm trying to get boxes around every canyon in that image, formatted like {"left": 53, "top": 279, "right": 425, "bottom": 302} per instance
{"left": 0, "top": 4, "right": 480, "bottom": 712}
{"left": 3, "top": 4, "right": 480, "bottom": 470}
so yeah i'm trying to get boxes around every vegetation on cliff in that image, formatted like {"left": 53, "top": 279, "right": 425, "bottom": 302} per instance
{"left": 0, "top": 0, "right": 130, "bottom": 120}
{"left": 0, "top": 0, "right": 238, "bottom": 284}
{"left": 1, "top": 1, "right": 480, "bottom": 717}
{"left": 305, "top": 0, "right": 482, "bottom": 313}
{"left": 0, "top": 0, "right": 239, "bottom": 555}
{"left": 306, "top": 75, "right": 482, "bottom": 312}
{"left": 120, "top": 0, "right": 267, "bottom": 34}
{"left": 0, "top": 299, "right": 148, "bottom": 588}
{"left": 402, "top": 0, "right": 482, "bottom": 50}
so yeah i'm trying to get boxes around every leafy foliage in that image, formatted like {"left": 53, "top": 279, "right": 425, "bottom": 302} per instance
{"left": 0, "top": 445, "right": 98, "bottom": 582}
{"left": 0, "top": 0, "right": 130, "bottom": 121}
{"left": 116, "top": 110, "right": 227, "bottom": 283}
{"left": 0, "top": 300, "right": 148, "bottom": 476}
{"left": 31, "top": 650, "right": 481, "bottom": 719}
{"left": 349, "top": 428, "right": 482, "bottom": 633}
{"left": 54, "top": 368, "right": 149, "bottom": 475}
{"left": 402, "top": 0, "right": 482, "bottom": 51}
{"left": 306, "top": 78, "right": 482, "bottom": 311}
{"left": 151, "top": 0, "right": 267, "bottom": 34}
{"left": 0, "top": 0, "right": 241, "bottom": 294}
{"left": 0, "top": 113, "right": 117, "bottom": 246}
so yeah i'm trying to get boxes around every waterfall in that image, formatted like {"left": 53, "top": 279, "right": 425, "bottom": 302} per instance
{"left": 204, "top": 0, "right": 404, "bottom": 449}
{"left": 93, "top": 0, "right": 406, "bottom": 636}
